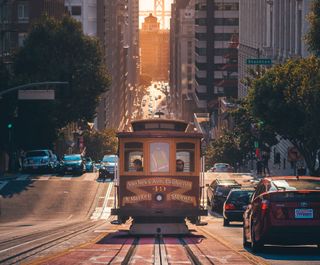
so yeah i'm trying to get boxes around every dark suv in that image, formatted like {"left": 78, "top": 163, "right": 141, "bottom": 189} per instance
{"left": 207, "top": 179, "right": 241, "bottom": 213}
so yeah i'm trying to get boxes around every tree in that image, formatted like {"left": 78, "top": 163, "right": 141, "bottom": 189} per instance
{"left": 305, "top": 0, "right": 320, "bottom": 55}
{"left": 10, "top": 15, "right": 110, "bottom": 149}
{"left": 231, "top": 99, "right": 278, "bottom": 157}
{"left": 205, "top": 131, "right": 242, "bottom": 169}
{"left": 83, "top": 129, "right": 118, "bottom": 161}
{"left": 248, "top": 56, "right": 320, "bottom": 175}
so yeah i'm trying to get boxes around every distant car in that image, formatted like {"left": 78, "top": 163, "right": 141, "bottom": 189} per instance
{"left": 222, "top": 189, "right": 254, "bottom": 226}
{"left": 85, "top": 157, "right": 94, "bottom": 172}
{"left": 99, "top": 154, "right": 117, "bottom": 180}
{"left": 22, "top": 149, "right": 57, "bottom": 173}
{"left": 243, "top": 176, "right": 320, "bottom": 252}
{"left": 60, "top": 154, "right": 86, "bottom": 175}
{"left": 208, "top": 163, "right": 234, "bottom": 172}
{"left": 207, "top": 179, "right": 241, "bottom": 212}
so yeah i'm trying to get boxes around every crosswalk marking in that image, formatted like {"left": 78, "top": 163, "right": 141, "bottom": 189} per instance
{"left": 16, "top": 174, "right": 30, "bottom": 180}
{"left": 0, "top": 181, "right": 8, "bottom": 191}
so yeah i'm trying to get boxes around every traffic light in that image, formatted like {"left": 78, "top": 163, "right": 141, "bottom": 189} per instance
{"left": 7, "top": 123, "right": 13, "bottom": 129}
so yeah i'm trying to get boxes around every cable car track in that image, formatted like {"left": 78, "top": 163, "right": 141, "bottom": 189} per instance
{"left": 0, "top": 220, "right": 104, "bottom": 265}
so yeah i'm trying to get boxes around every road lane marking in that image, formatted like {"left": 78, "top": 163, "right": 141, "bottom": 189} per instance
{"left": 16, "top": 174, "right": 30, "bottom": 180}
{"left": 0, "top": 181, "right": 8, "bottom": 191}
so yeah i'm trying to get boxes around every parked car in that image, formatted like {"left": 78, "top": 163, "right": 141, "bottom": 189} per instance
{"left": 85, "top": 157, "right": 94, "bottom": 172}
{"left": 207, "top": 179, "right": 241, "bottom": 212}
{"left": 22, "top": 149, "right": 57, "bottom": 173}
{"left": 243, "top": 176, "right": 320, "bottom": 252}
{"left": 222, "top": 188, "right": 254, "bottom": 226}
{"left": 99, "top": 154, "right": 117, "bottom": 180}
{"left": 60, "top": 154, "right": 86, "bottom": 175}
{"left": 208, "top": 163, "right": 234, "bottom": 173}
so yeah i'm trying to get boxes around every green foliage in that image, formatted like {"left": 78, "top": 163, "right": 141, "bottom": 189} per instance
{"left": 10, "top": 15, "right": 110, "bottom": 150}
{"left": 305, "top": 0, "right": 320, "bottom": 55}
{"left": 205, "top": 131, "right": 242, "bottom": 169}
{"left": 83, "top": 129, "right": 118, "bottom": 161}
{"left": 248, "top": 56, "right": 320, "bottom": 175}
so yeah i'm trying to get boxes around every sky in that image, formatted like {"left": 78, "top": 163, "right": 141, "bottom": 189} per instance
{"left": 139, "top": 0, "right": 173, "bottom": 29}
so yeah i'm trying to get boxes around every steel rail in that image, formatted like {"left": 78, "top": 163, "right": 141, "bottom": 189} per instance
{"left": 0, "top": 221, "right": 89, "bottom": 249}
{"left": 121, "top": 237, "right": 140, "bottom": 265}
{"left": 178, "top": 237, "right": 202, "bottom": 265}
{"left": 0, "top": 220, "right": 104, "bottom": 265}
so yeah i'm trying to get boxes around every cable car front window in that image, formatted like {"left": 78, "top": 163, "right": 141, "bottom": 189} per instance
{"left": 176, "top": 142, "right": 195, "bottom": 172}
{"left": 150, "top": 142, "right": 169, "bottom": 172}
{"left": 124, "top": 142, "right": 143, "bottom": 172}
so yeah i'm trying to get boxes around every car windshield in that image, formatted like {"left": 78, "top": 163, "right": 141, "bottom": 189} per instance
{"left": 271, "top": 179, "right": 320, "bottom": 191}
{"left": 63, "top": 155, "right": 81, "bottom": 161}
{"left": 228, "top": 190, "right": 254, "bottom": 202}
{"left": 215, "top": 163, "right": 229, "bottom": 168}
{"left": 102, "top": 156, "right": 116, "bottom": 163}
{"left": 217, "top": 186, "right": 238, "bottom": 196}
{"left": 26, "top": 151, "right": 48, "bottom": 157}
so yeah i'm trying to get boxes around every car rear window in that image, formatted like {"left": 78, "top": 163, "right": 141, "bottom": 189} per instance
{"left": 217, "top": 186, "right": 240, "bottom": 196}
{"left": 26, "top": 151, "right": 47, "bottom": 157}
{"left": 228, "top": 190, "right": 254, "bottom": 201}
{"left": 102, "top": 156, "right": 117, "bottom": 163}
{"left": 271, "top": 179, "right": 320, "bottom": 191}
{"left": 63, "top": 155, "right": 81, "bottom": 161}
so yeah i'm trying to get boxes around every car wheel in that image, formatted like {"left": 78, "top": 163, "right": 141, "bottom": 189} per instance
{"left": 223, "top": 218, "right": 229, "bottom": 226}
{"left": 251, "top": 223, "right": 264, "bottom": 253}
{"left": 243, "top": 225, "right": 250, "bottom": 247}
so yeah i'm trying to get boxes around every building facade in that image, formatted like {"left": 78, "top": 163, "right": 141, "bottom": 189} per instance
{"left": 140, "top": 14, "right": 169, "bottom": 81}
{"left": 193, "top": 0, "right": 239, "bottom": 137}
{"left": 238, "top": 0, "right": 311, "bottom": 98}
{"left": 0, "top": 0, "right": 65, "bottom": 64}
{"left": 170, "top": 0, "right": 197, "bottom": 122}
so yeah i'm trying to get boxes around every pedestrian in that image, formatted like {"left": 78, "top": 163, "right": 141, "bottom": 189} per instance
{"left": 256, "top": 160, "right": 263, "bottom": 176}
{"left": 262, "top": 151, "right": 270, "bottom": 175}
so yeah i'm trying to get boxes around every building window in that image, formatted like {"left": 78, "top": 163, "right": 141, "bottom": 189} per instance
{"left": 71, "top": 6, "right": 81, "bottom": 16}
{"left": 18, "top": 2, "right": 29, "bottom": 23}
{"left": 214, "top": 3, "right": 239, "bottom": 11}
{"left": 214, "top": 18, "right": 239, "bottom": 26}
{"left": 18, "top": 33, "right": 27, "bottom": 47}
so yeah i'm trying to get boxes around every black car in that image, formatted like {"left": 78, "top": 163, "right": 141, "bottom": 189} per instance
{"left": 207, "top": 179, "right": 241, "bottom": 213}
{"left": 222, "top": 189, "right": 254, "bottom": 226}
{"left": 99, "top": 154, "right": 117, "bottom": 180}
{"left": 60, "top": 154, "right": 86, "bottom": 175}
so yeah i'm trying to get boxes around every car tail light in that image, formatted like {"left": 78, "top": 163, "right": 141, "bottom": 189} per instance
{"left": 261, "top": 199, "right": 269, "bottom": 214}
{"left": 225, "top": 203, "right": 236, "bottom": 210}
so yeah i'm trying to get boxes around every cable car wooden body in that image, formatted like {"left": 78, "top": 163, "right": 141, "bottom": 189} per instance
{"left": 111, "top": 119, "right": 207, "bottom": 234}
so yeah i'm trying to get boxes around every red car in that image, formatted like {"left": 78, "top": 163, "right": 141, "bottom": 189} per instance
{"left": 243, "top": 176, "right": 320, "bottom": 252}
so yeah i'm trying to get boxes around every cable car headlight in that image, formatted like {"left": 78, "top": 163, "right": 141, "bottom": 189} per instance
{"left": 155, "top": 193, "right": 164, "bottom": 202}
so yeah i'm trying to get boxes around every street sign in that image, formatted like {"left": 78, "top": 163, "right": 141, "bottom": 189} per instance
{"left": 246, "top": 58, "right": 272, "bottom": 65}
{"left": 18, "top": 89, "right": 55, "bottom": 100}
